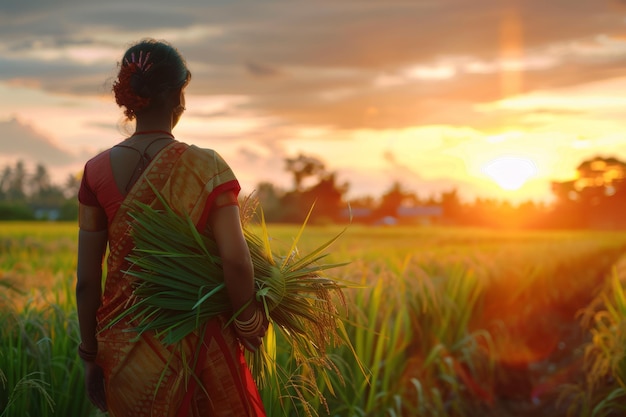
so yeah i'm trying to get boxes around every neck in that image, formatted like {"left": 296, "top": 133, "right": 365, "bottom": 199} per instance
{"left": 134, "top": 121, "right": 173, "bottom": 135}
{"left": 134, "top": 110, "right": 175, "bottom": 134}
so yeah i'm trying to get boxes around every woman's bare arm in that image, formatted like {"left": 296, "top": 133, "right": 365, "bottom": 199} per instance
{"left": 76, "top": 204, "right": 108, "bottom": 352}
{"left": 208, "top": 197, "right": 256, "bottom": 318}
{"left": 208, "top": 191, "right": 267, "bottom": 349}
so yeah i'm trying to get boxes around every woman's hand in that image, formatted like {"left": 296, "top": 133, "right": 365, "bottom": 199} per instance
{"left": 83, "top": 361, "right": 107, "bottom": 412}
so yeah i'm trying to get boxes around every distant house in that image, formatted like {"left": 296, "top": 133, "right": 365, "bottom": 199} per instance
{"left": 33, "top": 207, "right": 61, "bottom": 221}
{"left": 375, "top": 215, "right": 397, "bottom": 226}
{"left": 396, "top": 205, "right": 443, "bottom": 225}
{"left": 341, "top": 204, "right": 443, "bottom": 225}
{"left": 342, "top": 207, "right": 372, "bottom": 219}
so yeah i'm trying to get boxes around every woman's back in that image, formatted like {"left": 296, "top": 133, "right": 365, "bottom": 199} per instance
{"left": 75, "top": 39, "right": 267, "bottom": 416}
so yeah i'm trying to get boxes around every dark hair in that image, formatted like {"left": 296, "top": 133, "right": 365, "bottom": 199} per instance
{"left": 113, "top": 39, "right": 191, "bottom": 120}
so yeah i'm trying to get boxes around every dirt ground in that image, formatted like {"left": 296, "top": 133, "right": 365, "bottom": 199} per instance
{"left": 471, "top": 250, "right": 626, "bottom": 417}
{"left": 490, "top": 320, "right": 587, "bottom": 417}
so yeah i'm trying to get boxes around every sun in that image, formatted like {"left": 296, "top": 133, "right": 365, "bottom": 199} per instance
{"left": 482, "top": 156, "right": 538, "bottom": 191}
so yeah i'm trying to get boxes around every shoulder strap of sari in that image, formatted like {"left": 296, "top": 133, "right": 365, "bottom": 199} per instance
{"left": 108, "top": 141, "right": 188, "bottom": 248}
{"left": 109, "top": 142, "right": 240, "bottom": 245}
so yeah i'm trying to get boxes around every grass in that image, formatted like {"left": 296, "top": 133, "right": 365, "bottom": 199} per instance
{"left": 0, "top": 283, "right": 98, "bottom": 417}
{"left": 1, "top": 222, "right": 626, "bottom": 416}
{"left": 557, "top": 256, "right": 626, "bottom": 417}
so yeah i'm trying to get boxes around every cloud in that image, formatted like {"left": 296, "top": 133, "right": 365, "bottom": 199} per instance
{"left": 0, "top": 118, "right": 80, "bottom": 165}
{"left": 2, "top": 0, "right": 626, "bottom": 132}
{"left": 245, "top": 61, "right": 283, "bottom": 78}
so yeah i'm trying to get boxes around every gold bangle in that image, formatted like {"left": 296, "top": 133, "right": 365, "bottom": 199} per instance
{"left": 235, "top": 310, "right": 262, "bottom": 331}
{"left": 235, "top": 308, "right": 261, "bottom": 326}
{"left": 235, "top": 309, "right": 264, "bottom": 335}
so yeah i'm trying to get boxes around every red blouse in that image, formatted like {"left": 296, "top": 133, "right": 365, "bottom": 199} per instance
{"left": 78, "top": 144, "right": 241, "bottom": 227}
{"left": 78, "top": 149, "right": 125, "bottom": 224}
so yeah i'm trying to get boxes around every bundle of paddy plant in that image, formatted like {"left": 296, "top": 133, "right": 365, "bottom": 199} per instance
{"left": 108, "top": 187, "right": 362, "bottom": 409}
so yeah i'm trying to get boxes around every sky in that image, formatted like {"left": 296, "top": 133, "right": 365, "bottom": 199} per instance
{"left": 2, "top": 0, "right": 626, "bottom": 204}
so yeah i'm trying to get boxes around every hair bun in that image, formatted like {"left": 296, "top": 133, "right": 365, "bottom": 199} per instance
{"left": 130, "top": 70, "right": 151, "bottom": 98}
{"left": 112, "top": 40, "right": 191, "bottom": 121}
{"left": 113, "top": 63, "right": 151, "bottom": 120}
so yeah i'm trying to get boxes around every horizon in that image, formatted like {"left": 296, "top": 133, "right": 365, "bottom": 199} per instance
{"left": 2, "top": 1, "right": 626, "bottom": 205}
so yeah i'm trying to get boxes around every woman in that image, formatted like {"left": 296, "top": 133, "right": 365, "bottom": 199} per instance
{"left": 76, "top": 39, "right": 267, "bottom": 416}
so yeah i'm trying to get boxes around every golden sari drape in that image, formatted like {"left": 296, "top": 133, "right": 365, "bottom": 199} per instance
{"left": 95, "top": 142, "right": 266, "bottom": 417}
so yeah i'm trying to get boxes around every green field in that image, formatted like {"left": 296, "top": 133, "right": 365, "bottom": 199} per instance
{"left": 2, "top": 222, "right": 626, "bottom": 416}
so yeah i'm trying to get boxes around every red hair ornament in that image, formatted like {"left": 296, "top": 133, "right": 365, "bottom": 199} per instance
{"left": 113, "top": 51, "right": 153, "bottom": 119}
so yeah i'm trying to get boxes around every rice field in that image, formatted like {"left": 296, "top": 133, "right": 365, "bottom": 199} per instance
{"left": 2, "top": 221, "right": 626, "bottom": 416}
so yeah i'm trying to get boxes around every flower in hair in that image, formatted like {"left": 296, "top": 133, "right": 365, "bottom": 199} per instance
{"left": 113, "top": 54, "right": 152, "bottom": 119}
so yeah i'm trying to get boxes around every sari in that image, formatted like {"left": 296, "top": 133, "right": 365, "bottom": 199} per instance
{"left": 86, "top": 142, "right": 266, "bottom": 417}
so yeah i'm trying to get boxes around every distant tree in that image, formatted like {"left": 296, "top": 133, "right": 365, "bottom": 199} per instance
{"left": 285, "top": 153, "right": 326, "bottom": 191}
{"left": 576, "top": 157, "right": 626, "bottom": 190}
{"left": 64, "top": 172, "right": 82, "bottom": 199}
{"left": 28, "top": 163, "right": 66, "bottom": 209}
{"left": 516, "top": 200, "right": 549, "bottom": 229}
{"left": 254, "top": 181, "right": 284, "bottom": 222}
{"left": 7, "top": 161, "right": 26, "bottom": 202}
{"left": 348, "top": 195, "right": 376, "bottom": 210}
{"left": 0, "top": 202, "right": 34, "bottom": 220}
{"left": 58, "top": 199, "right": 79, "bottom": 221}
{"left": 31, "top": 163, "right": 51, "bottom": 197}
{"left": 551, "top": 156, "right": 626, "bottom": 228}
{"left": 0, "top": 165, "right": 10, "bottom": 200}
{"left": 0, "top": 161, "right": 81, "bottom": 221}
{"left": 438, "top": 189, "right": 463, "bottom": 225}
{"left": 552, "top": 156, "right": 626, "bottom": 202}
{"left": 274, "top": 153, "right": 352, "bottom": 224}
{"left": 375, "top": 181, "right": 412, "bottom": 218}
{"left": 301, "top": 173, "right": 349, "bottom": 224}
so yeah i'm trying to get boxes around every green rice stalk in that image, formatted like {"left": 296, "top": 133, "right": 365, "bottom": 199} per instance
{"left": 106, "top": 184, "right": 361, "bottom": 406}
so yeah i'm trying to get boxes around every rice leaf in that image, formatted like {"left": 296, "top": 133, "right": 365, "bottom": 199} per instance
{"left": 105, "top": 184, "right": 362, "bottom": 411}
{"left": 281, "top": 201, "right": 315, "bottom": 271}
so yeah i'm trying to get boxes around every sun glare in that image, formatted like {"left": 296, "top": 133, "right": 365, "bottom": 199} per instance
{"left": 482, "top": 156, "right": 538, "bottom": 191}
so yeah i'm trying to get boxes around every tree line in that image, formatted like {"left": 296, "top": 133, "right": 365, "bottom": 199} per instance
{"left": 255, "top": 154, "right": 626, "bottom": 230}
{"left": 0, "top": 161, "right": 79, "bottom": 221}
{"left": 1, "top": 155, "right": 625, "bottom": 230}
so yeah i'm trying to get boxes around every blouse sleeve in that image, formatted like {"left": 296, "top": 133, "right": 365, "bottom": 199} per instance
{"left": 213, "top": 190, "right": 239, "bottom": 209}
{"left": 77, "top": 165, "right": 100, "bottom": 207}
